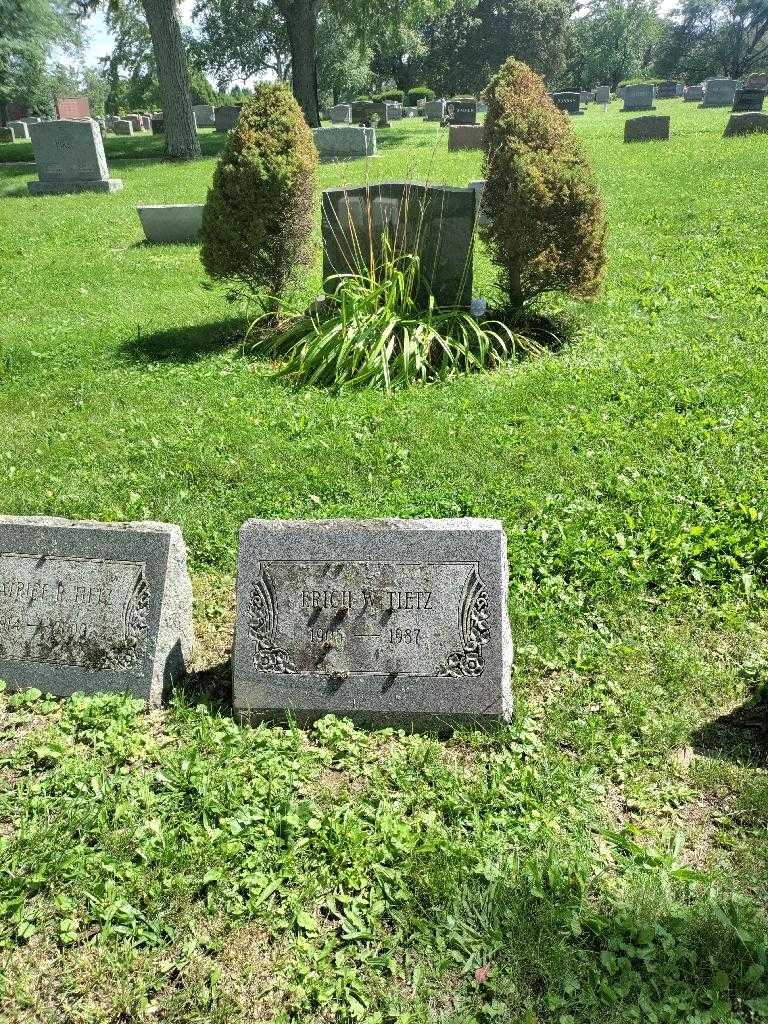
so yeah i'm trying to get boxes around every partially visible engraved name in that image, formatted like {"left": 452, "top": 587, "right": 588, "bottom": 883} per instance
{"left": 0, "top": 554, "right": 150, "bottom": 671}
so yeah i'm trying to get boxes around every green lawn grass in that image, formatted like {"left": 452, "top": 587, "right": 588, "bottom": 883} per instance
{"left": 1, "top": 102, "right": 768, "bottom": 1023}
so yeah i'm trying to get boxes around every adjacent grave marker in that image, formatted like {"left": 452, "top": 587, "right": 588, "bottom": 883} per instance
{"left": 624, "top": 114, "right": 670, "bottom": 143}
{"left": 732, "top": 88, "right": 765, "bottom": 113}
{"left": 656, "top": 81, "right": 680, "bottom": 99}
{"left": 233, "top": 518, "right": 512, "bottom": 727}
{"left": 137, "top": 204, "right": 205, "bottom": 243}
{"left": 622, "top": 84, "right": 655, "bottom": 111}
{"left": 552, "top": 91, "right": 582, "bottom": 114}
{"left": 595, "top": 85, "right": 610, "bottom": 104}
{"left": 424, "top": 99, "right": 446, "bottom": 121}
{"left": 445, "top": 98, "right": 477, "bottom": 124}
{"left": 329, "top": 104, "right": 352, "bottom": 123}
{"left": 56, "top": 95, "right": 90, "bottom": 120}
{"left": 214, "top": 104, "right": 242, "bottom": 132}
{"left": 27, "top": 119, "right": 123, "bottom": 195}
{"left": 321, "top": 182, "right": 476, "bottom": 309}
{"left": 313, "top": 126, "right": 376, "bottom": 161}
{"left": 724, "top": 111, "right": 768, "bottom": 136}
{"left": 684, "top": 85, "right": 703, "bottom": 102}
{"left": 113, "top": 118, "right": 134, "bottom": 135}
{"left": 702, "top": 78, "right": 739, "bottom": 107}
{"left": 192, "top": 103, "right": 215, "bottom": 127}
{"left": 448, "top": 124, "right": 484, "bottom": 150}
{"left": 0, "top": 517, "right": 193, "bottom": 704}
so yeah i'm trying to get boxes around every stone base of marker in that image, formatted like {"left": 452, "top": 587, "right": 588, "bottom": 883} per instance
{"left": 233, "top": 518, "right": 512, "bottom": 730}
{"left": 448, "top": 124, "right": 485, "bottom": 151}
{"left": 624, "top": 115, "right": 670, "bottom": 143}
{"left": 0, "top": 517, "right": 193, "bottom": 705}
{"left": 29, "top": 178, "right": 123, "bottom": 194}
{"left": 312, "top": 126, "right": 377, "bottom": 161}
{"left": 724, "top": 112, "right": 768, "bottom": 137}
{"left": 137, "top": 204, "right": 204, "bottom": 243}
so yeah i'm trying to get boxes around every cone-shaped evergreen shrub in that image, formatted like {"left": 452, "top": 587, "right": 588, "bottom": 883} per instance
{"left": 200, "top": 83, "right": 318, "bottom": 304}
{"left": 481, "top": 60, "right": 606, "bottom": 310}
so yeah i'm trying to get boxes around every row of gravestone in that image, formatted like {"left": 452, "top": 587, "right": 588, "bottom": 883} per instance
{"left": 624, "top": 112, "right": 768, "bottom": 141}
{"left": 620, "top": 80, "right": 763, "bottom": 111}
{"left": 0, "top": 515, "right": 512, "bottom": 728}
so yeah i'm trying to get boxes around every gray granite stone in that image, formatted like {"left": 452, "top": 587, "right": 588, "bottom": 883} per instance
{"left": 595, "top": 85, "right": 610, "bottom": 104}
{"left": 552, "top": 91, "right": 582, "bottom": 115}
{"left": 8, "top": 121, "right": 30, "bottom": 141}
{"left": 313, "top": 126, "right": 376, "bottom": 161}
{"left": 724, "top": 111, "right": 768, "bottom": 136}
{"left": 137, "top": 204, "right": 204, "bottom": 243}
{"left": 684, "top": 85, "right": 704, "bottom": 102}
{"left": 321, "top": 181, "right": 476, "bottom": 308}
{"left": 624, "top": 114, "right": 670, "bottom": 143}
{"left": 622, "top": 84, "right": 655, "bottom": 111}
{"left": 446, "top": 98, "right": 477, "bottom": 124}
{"left": 702, "top": 78, "right": 739, "bottom": 107}
{"left": 192, "top": 103, "right": 215, "bottom": 127}
{"left": 656, "top": 80, "right": 680, "bottom": 99}
{"left": 113, "top": 118, "right": 134, "bottom": 135}
{"left": 233, "top": 518, "right": 512, "bottom": 729}
{"left": 329, "top": 104, "right": 352, "bottom": 123}
{"left": 0, "top": 517, "right": 193, "bottom": 705}
{"left": 27, "top": 119, "right": 122, "bottom": 195}
{"left": 448, "top": 124, "right": 484, "bottom": 150}
{"left": 424, "top": 99, "right": 446, "bottom": 121}
{"left": 732, "top": 88, "right": 765, "bottom": 112}
{"left": 214, "top": 104, "right": 242, "bottom": 132}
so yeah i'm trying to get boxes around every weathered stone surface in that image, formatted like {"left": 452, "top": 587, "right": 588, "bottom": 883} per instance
{"left": 27, "top": 120, "right": 122, "bottom": 195}
{"left": 552, "top": 91, "right": 582, "bottom": 115}
{"left": 445, "top": 98, "right": 477, "bottom": 124}
{"left": 656, "top": 80, "right": 680, "bottom": 99}
{"left": 595, "top": 85, "right": 610, "bottom": 103}
{"left": 7, "top": 121, "right": 30, "bottom": 141}
{"left": 684, "top": 85, "right": 704, "bottom": 102}
{"left": 322, "top": 182, "right": 476, "bottom": 309}
{"left": 724, "top": 111, "right": 768, "bottom": 136}
{"left": 624, "top": 114, "right": 670, "bottom": 143}
{"left": 702, "top": 78, "right": 739, "bottom": 107}
{"left": 313, "top": 126, "right": 376, "bottom": 161}
{"left": 113, "top": 118, "right": 134, "bottom": 136}
{"left": 424, "top": 99, "right": 446, "bottom": 121}
{"left": 137, "top": 204, "right": 204, "bottom": 243}
{"left": 732, "top": 88, "right": 765, "bottom": 112}
{"left": 192, "top": 103, "right": 215, "bottom": 127}
{"left": 233, "top": 518, "right": 512, "bottom": 728}
{"left": 622, "top": 84, "right": 655, "bottom": 111}
{"left": 125, "top": 114, "right": 144, "bottom": 132}
{"left": 448, "top": 124, "right": 484, "bottom": 151}
{"left": 0, "top": 517, "right": 193, "bottom": 704}
{"left": 329, "top": 104, "right": 352, "bottom": 123}
{"left": 214, "top": 104, "right": 242, "bottom": 132}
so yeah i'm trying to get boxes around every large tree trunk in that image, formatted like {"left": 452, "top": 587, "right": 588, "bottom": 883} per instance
{"left": 140, "top": 0, "right": 201, "bottom": 160}
{"left": 279, "top": 0, "right": 321, "bottom": 127}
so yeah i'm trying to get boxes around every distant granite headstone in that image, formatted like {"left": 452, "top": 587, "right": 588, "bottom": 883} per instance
{"left": 192, "top": 103, "right": 215, "bottom": 127}
{"left": 732, "top": 88, "right": 765, "bottom": 113}
{"left": 624, "top": 115, "right": 670, "bottom": 143}
{"left": 313, "top": 126, "right": 376, "bottom": 161}
{"left": 448, "top": 124, "right": 484, "bottom": 150}
{"left": 329, "top": 104, "right": 352, "bottom": 123}
{"left": 595, "top": 85, "right": 610, "bottom": 103}
{"left": 350, "top": 101, "right": 374, "bottom": 124}
{"left": 113, "top": 118, "right": 134, "bottom": 136}
{"left": 125, "top": 114, "right": 143, "bottom": 132}
{"left": 424, "top": 99, "right": 446, "bottom": 121}
{"left": 552, "top": 91, "right": 582, "bottom": 114}
{"left": 684, "top": 85, "right": 704, "bottom": 102}
{"left": 724, "top": 111, "right": 768, "bottom": 137}
{"left": 233, "top": 518, "right": 512, "bottom": 728}
{"left": 622, "top": 84, "right": 655, "bottom": 111}
{"left": 150, "top": 116, "right": 164, "bottom": 134}
{"left": 446, "top": 98, "right": 477, "bottom": 124}
{"left": 321, "top": 182, "right": 476, "bottom": 308}
{"left": 214, "top": 105, "right": 242, "bottom": 132}
{"left": 702, "top": 79, "right": 738, "bottom": 107}
{"left": 656, "top": 81, "right": 679, "bottom": 99}
{"left": 27, "top": 120, "right": 122, "bottom": 195}
{"left": 55, "top": 95, "right": 90, "bottom": 120}
{"left": 0, "top": 517, "right": 193, "bottom": 704}
{"left": 7, "top": 121, "right": 30, "bottom": 141}
{"left": 579, "top": 90, "right": 594, "bottom": 103}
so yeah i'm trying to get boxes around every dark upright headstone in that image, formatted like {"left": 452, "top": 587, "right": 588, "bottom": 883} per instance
{"left": 552, "top": 91, "right": 582, "bottom": 115}
{"left": 445, "top": 99, "right": 477, "bottom": 124}
{"left": 732, "top": 88, "right": 765, "bottom": 113}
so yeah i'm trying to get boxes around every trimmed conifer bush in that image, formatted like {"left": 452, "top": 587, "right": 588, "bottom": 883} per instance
{"left": 200, "top": 83, "right": 318, "bottom": 307}
{"left": 481, "top": 59, "right": 606, "bottom": 310}
{"left": 407, "top": 85, "right": 435, "bottom": 105}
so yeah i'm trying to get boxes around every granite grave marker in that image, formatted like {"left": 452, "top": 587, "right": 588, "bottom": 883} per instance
{"left": 622, "top": 84, "right": 655, "bottom": 111}
{"left": 732, "top": 88, "right": 765, "bottom": 112}
{"left": 624, "top": 114, "right": 670, "bottom": 143}
{"left": 233, "top": 518, "right": 512, "bottom": 727}
{"left": 27, "top": 119, "right": 122, "bottom": 195}
{"left": 313, "top": 126, "right": 376, "bottom": 161}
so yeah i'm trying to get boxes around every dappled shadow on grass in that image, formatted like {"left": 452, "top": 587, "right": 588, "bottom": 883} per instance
{"left": 489, "top": 306, "right": 576, "bottom": 353}
{"left": 692, "top": 699, "right": 768, "bottom": 766}
{"left": 105, "top": 131, "right": 226, "bottom": 163}
{"left": 119, "top": 316, "right": 247, "bottom": 365}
